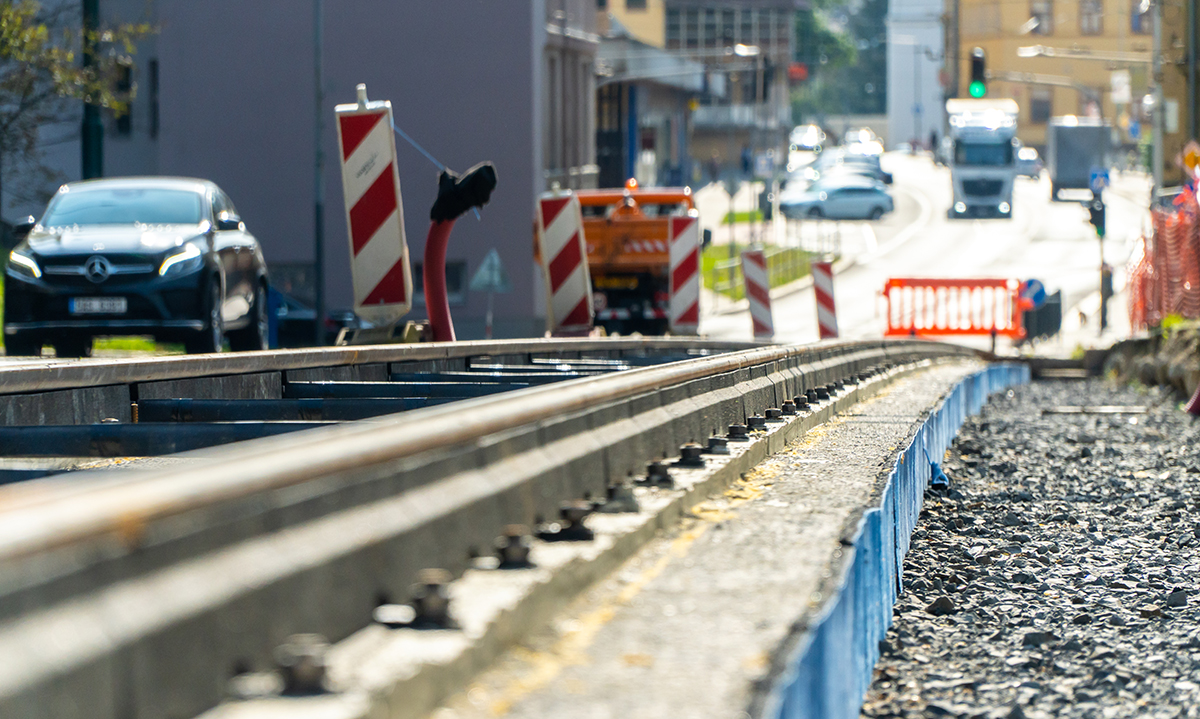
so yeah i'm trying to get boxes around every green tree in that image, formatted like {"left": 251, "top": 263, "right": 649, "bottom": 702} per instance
{"left": 0, "top": 0, "right": 152, "bottom": 231}
{"left": 792, "top": 0, "right": 888, "bottom": 122}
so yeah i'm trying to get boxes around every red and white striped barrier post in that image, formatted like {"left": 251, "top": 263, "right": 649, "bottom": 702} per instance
{"left": 334, "top": 84, "right": 413, "bottom": 329}
{"left": 536, "top": 191, "right": 593, "bottom": 335}
{"left": 668, "top": 212, "right": 700, "bottom": 335}
{"left": 741, "top": 249, "right": 773, "bottom": 340}
{"left": 813, "top": 260, "right": 838, "bottom": 339}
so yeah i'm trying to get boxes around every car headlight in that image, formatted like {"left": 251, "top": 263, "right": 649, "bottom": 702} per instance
{"left": 159, "top": 243, "right": 204, "bottom": 277}
{"left": 8, "top": 250, "right": 41, "bottom": 279}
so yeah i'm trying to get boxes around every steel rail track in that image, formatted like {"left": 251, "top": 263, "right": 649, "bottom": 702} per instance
{"left": 0, "top": 337, "right": 977, "bottom": 719}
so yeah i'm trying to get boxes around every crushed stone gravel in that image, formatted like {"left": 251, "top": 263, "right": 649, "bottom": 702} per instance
{"left": 860, "top": 379, "right": 1200, "bottom": 719}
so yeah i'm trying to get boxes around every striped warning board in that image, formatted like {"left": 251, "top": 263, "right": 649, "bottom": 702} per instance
{"left": 668, "top": 212, "right": 700, "bottom": 335}
{"left": 335, "top": 88, "right": 412, "bottom": 326}
{"left": 813, "top": 261, "right": 838, "bottom": 339}
{"left": 536, "top": 191, "right": 593, "bottom": 335}
{"left": 741, "top": 249, "right": 773, "bottom": 340}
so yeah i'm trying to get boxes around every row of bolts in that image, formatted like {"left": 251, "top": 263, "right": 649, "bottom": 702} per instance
{"left": 265, "top": 363, "right": 894, "bottom": 695}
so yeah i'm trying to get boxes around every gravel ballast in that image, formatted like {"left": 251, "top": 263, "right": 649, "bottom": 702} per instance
{"left": 861, "top": 379, "right": 1200, "bottom": 719}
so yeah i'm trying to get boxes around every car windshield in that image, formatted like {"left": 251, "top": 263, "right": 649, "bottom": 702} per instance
{"left": 954, "top": 142, "right": 1013, "bottom": 167}
{"left": 43, "top": 187, "right": 204, "bottom": 226}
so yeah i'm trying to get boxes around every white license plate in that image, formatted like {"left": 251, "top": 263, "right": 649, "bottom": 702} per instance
{"left": 70, "top": 297, "right": 128, "bottom": 314}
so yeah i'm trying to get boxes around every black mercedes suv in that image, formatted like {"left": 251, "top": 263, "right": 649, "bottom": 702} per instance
{"left": 4, "top": 177, "right": 269, "bottom": 356}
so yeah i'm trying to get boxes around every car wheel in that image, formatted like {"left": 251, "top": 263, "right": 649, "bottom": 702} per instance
{"left": 807, "top": 207, "right": 824, "bottom": 218}
{"left": 185, "top": 278, "right": 224, "bottom": 354}
{"left": 228, "top": 283, "right": 269, "bottom": 352}
{"left": 869, "top": 207, "right": 884, "bottom": 220}
{"left": 5, "top": 333, "right": 42, "bottom": 357}
{"left": 53, "top": 337, "right": 92, "bottom": 358}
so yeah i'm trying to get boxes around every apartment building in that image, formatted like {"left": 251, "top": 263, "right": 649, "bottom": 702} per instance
{"left": 959, "top": 0, "right": 1188, "bottom": 169}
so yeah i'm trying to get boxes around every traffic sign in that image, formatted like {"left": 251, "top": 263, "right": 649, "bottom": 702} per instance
{"left": 1089, "top": 168, "right": 1109, "bottom": 194}
{"left": 469, "top": 248, "right": 511, "bottom": 293}
{"left": 1021, "top": 279, "right": 1047, "bottom": 309}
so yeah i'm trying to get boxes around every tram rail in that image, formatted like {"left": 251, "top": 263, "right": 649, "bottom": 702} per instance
{"left": 0, "top": 337, "right": 978, "bottom": 719}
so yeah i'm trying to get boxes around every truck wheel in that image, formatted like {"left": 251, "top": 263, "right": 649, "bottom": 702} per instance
{"left": 869, "top": 207, "right": 884, "bottom": 220}
{"left": 807, "top": 207, "right": 823, "bottom": 218}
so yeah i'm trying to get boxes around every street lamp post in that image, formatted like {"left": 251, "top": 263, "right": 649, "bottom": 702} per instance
{"left": 313, "top": 0, "right": 326, "bottom": 345}
{"left": 1151, "top": 0, "right": 1164, "bottom": 199}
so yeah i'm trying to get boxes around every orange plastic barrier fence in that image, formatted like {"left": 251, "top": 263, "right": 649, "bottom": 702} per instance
{"left": 883, "top": 277, "right": 1027, "bottom": 339}
{"left": 1128, "top": 200, "right": 1200, "bottom": 331}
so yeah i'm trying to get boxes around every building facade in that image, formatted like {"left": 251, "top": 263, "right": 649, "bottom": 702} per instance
{"left": 663, "top": 0, "right": 801, "bottom": 176}
{"left": 7, "top": 1, "right": 598, "bottom": 339}
{"left": 958, "top": 0, "right": 1188, "bottom": 172}
{"left": 887, "top": 0, "right": 946, "bottom": 149}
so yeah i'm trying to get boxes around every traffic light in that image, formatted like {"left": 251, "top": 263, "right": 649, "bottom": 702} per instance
{"left": 969, "top": 47, "right": 987, "bottom": 98}
{"left": 1088, "top": 199, "right": 1106, "bottom": 237}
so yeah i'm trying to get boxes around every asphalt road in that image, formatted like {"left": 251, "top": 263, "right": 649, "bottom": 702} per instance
{"left": 698, "top": 152, "right": 1149, "bottom": 354}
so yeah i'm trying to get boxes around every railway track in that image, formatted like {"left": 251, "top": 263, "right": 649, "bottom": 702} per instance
{"left": 0, "top": 337, "right": 986, "bottom": 719}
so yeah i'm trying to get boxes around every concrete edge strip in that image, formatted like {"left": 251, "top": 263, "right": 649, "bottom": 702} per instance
{"left": 192, "top": 359, "right": 945, "bottom": 719}
{"left": 757, "top": 363, "right": 1032, "bottom": 719}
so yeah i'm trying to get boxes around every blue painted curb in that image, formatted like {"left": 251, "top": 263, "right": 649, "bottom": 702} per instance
{"left": 765, "top": 363, "right": 1031, "bottom": 719}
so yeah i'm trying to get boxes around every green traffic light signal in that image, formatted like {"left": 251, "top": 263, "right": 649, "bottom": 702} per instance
{"left": 969, "top": 80, "right": 987, "bottom": 98}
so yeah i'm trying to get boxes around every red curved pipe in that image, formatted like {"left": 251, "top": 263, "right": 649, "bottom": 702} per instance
{"left": 423, "top": 219, "right": 456, "bottom": 342}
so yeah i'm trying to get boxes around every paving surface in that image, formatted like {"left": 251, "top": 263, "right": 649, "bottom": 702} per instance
{"left": 435, "top": 361, "right": 982, "bottom": 719}
{"left": 862, "top": 379, "right": 1200, "bottom": 719}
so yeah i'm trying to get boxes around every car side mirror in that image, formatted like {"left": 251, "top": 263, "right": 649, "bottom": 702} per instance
{"left": 215, "top": 212, "right": 242, "bottom": 231}
{"left": 12, "top": 216, "right": 36, "bottom": 240}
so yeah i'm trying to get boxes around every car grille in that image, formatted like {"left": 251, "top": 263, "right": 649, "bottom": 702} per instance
{"left": 40, "top": 255, "right": 157, "bottom": 286}
{"left": 962, "top": 180, "right": 1003, "bottom": 197}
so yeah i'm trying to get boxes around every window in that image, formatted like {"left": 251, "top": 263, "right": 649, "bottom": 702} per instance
{"left": 1132, "top": 0, "right": 1150, "bottom": 33}
{"left": 685, "top": 9, "right": 699, "bottom": 47}
{"left": 148, "top": 59, "right": 159, "bottom": 139}
{"left": 666, "top": 8, "right": 681, "bottom": 46}
{"left": 1030, "top": 0, "right": 1053, "bottom": 34}
{"left": 1080, "top": 0, "right": 1102, "bottom": 33}
{"left": 597, "top": 0, "right": 606, "bottom": 8}
{"left": 115, "top": 59, "right": 133, "bottom": 136}
{"left": 955, "top": 141, "right": 1014, "bottom": 166}
{"left": 626, "top": 0, "right": 646, "bottom": 9}
{"left": 1030, "top": 88, "right": 1052, "bottom": 123}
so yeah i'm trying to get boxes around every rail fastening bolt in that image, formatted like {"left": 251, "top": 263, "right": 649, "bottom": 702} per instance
{"left": 706, "top": 436, "right": 730, "bottom": 454}
{"left": 793, "top": 395, "right": 809, "bottom": 410}
{"left": 815, "top": 386, "right": 830, "bottom": 400}
{"left": 539, "top": 499, "right": 596, "bottom": 541}
{"left": 495, "top": 524, "right": 533, "bottom": 568}
{"left": 274, "top": 633, "right": 330, "bottom": 695}
{"left": 747, "top": 415, "right": 768, "bottom": 430}
{"left": 409, "top": 568, "right": 453, "bottom": 627}
{"left": 805, "top": 389, "right": 819, "bottom": 403}
{"left": 781, "top": 400, "right": 797, "bottom": 415}
{"left": 727, "top": 424, "right": 750, "bottom": 441}
{"left": 645, "top": 460, "right": 674, "bottom": 487}
{"left": 765, "top": 408, "right": 784, "bottom": 422}
{"left": 598, "top": 482, "right": 640, "bottom": 513}
{"left": 677, "top": 443, "right": 706, "bottom": 468}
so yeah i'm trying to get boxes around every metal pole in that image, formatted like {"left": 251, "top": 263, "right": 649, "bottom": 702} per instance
{"left": 1190, "top": 0, "right": 1197, "bottom": 139}
{"left": 313, "top": 0, "right": 326, "bottom": 345}
{"left": 1152, "top": 0, "right": 1165, "bottom": 199}
{"left": 81, "top": 0, "right": 103, "bottom": 180}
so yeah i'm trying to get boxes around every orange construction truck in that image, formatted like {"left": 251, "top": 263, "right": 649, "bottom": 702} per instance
{"left": 573, "top": 180, "right": 697, "bottom": 335}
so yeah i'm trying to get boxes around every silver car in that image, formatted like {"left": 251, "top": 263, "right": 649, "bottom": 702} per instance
{"left": 780, "top": 176, "right": 895, "bottom": 221}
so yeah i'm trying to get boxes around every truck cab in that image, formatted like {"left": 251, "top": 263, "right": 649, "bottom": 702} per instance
{"left": 575, "top": 181, "right": 695, "bottom": 335}
{"left": 946, "top": 98, "right": 1019, "bottom": 219}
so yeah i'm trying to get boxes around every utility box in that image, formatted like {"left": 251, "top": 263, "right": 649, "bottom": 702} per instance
{"left": 1046, "top": 118, "right": 1111, "bottom": 201}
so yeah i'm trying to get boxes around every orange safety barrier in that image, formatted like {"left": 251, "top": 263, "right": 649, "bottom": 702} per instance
{"left": 883, "top": 277, "right": 1027, "bottom": 339}
{"left": 1128, "top": 198, "right": 1200, "bottom": 332}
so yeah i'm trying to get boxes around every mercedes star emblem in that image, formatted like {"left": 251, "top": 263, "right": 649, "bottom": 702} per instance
{"left": 84, "top": 255, "right": 111, "bottom": 283}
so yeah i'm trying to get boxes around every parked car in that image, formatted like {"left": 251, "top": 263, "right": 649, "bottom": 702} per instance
{"left": 792, "top": 148, "right": 893, "bottom": 185}
{"left": 780, "top": 176, "right": 895, "bottom": 220}
{"left": 1016, "top": 145, "right": 1044, "bottom": 178}
{"left": 790, "top": 124, "right": 826, "bottom": 153}
{"left": 4, "top": 177, "right": 269, "bottom": 356}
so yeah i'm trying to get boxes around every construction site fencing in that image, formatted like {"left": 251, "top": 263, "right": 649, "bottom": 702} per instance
{"left": 1128, "top": 198, "right": 1200, "bottom": 331}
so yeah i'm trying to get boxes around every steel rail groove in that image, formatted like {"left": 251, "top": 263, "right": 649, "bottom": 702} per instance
{"left": 0, "top": 337, "right": 976, "bottom": 719}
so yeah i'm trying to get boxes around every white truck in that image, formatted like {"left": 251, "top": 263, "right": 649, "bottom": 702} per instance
{"left": 945, "top": 98, "right": 1019, "bottom": 219}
